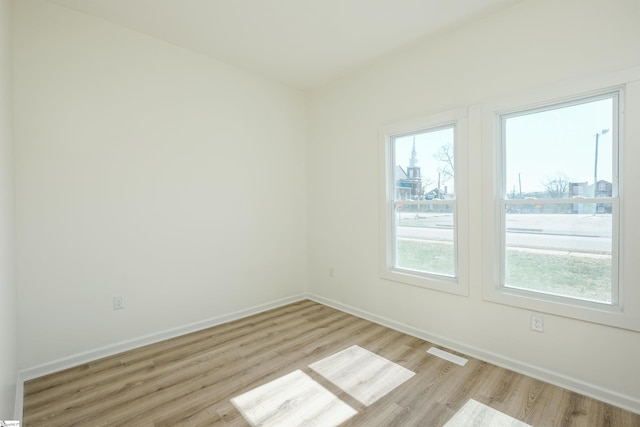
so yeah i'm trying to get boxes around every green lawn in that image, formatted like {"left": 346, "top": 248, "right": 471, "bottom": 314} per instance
{"left": 505, "top": 250, "right": 611, "bottom": 303}
{"left": 397, "top": 239, "right": 455, "bottom": 277}
{"left": 397, "top": 239, "right": 611, "bottom": 302}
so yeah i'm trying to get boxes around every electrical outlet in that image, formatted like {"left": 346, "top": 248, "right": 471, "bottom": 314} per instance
{"left": 531, "top": 314, "right": 544, "bottom": 332}
{"left": 113, "top": 296, "right": 125, "bottom": 310}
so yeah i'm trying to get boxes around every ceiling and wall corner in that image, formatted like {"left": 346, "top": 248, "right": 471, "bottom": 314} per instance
{"left": 47, "top": 0, "right": 525, "bottom": 90}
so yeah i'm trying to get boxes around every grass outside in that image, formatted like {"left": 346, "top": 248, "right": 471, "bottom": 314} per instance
{"left": 397, "top": 239, "right": 611, "bottom": 303}
{"left": 506, "top": 249, "right": 611, "bottom": 303}
{"left": 397, "top": 239, "right": 455, "bottom": 277}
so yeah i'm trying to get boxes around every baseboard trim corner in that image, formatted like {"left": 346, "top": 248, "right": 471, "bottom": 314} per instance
{"left": 14, "top": 371, "right": 23, "bottom": 422}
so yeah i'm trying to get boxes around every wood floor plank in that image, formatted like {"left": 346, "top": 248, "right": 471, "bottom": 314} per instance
{"left": 22, "top": 300, "right": 640, "bottom": 426}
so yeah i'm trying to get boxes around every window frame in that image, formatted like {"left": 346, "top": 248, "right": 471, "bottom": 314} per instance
{"left": 379, "top": 108, "right": 469, "bottom": 296}
{"left": 498, "top": 91, "right": 621, "bottom": 309}
{"left": 481, "top": 67, "right": 640, "bottom": 331}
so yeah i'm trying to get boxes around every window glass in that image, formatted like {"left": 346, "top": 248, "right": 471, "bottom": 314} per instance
{"left": 390, "top": 126, "right": 456, "bottom": 278}
{"left": 500, "top": 93, "right": 618, "bottom": 305}
{"left": 504, "top": 97, "right": 613, "bottom": 199}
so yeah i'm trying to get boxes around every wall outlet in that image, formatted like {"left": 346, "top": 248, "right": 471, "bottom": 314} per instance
{"left": 531, "top": 314, "right": 544, "bottom": 332}
{"left": 113, "top": 296, "right": 125, "bottom": 310}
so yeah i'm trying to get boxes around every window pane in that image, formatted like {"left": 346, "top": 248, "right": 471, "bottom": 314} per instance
{"left": 504, "top": 97, "right": 613, "bottom": 199}
{"left": 504, "top": 203, "right": 613, "bottom": 303}
{"left": 393, "top": 126, "right": 455, "bottom": 201}
{"left": 395, "top": 204, "right": 455, "bottom": 276}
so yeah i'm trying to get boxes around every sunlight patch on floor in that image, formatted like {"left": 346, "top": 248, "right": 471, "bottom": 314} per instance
{"left": 309, "top": 345, "right": 415, "bottom": 406}
{"left": 230, "top": 369, "right": 357, "bottom": 427}
{"left": 444, "top": 399, "right": 531, "bottom": 427}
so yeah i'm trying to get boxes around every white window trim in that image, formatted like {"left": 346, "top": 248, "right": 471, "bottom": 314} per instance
{"left": 379, "top": 108, "right": 470, "bottom": 296}
{"left": 481, "top": 67, "right": 640, "bottom": 331}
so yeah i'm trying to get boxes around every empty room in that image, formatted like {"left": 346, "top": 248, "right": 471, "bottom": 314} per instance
{"left": 1, "top": 0, "right": 640, "bottom": 425}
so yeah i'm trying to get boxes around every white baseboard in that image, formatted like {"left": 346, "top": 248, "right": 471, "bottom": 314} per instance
{"left": 17, "top": 293, "right": 307, "bottom": 385}
{"left": 308, "top": 293, "right": 640, "bottom": 415}
{"left": 14, "top": 372, "right": 23, "bottom": 422}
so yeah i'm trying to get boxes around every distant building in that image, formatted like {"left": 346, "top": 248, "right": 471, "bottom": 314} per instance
{"left": 424, "top": 187, "right": 443, "bottom": 200}
{"left": 569, "top": 181, "right": 589, "bottom": 197}
{"left": 569, "top": 181, "right": 589, "bottom": 214}
{"left": 595, "top": 180, "right": 612, "bottom": 213}
{"left": 595, "top": 180, "right": 612, "bottom": 198}
{"left": 569, "top": 180, "right": 612, "bottom": 213}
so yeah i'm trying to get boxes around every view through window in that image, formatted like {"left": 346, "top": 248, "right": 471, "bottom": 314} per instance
{"left": 390, "top": 125, "right": 457, "bottom": 278}
{"left": 500, "top": 92, "right": 619, "bottom": 305}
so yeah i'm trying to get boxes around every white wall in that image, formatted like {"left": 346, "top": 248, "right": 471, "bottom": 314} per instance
{"left": 0, "top": 0, "right": 17, "bottom": 417}
{"left": 13, "top": 0, "right": 307, "bottom": 369}
{"left": 308, "top": 0, "right": 640, "bottom": 411}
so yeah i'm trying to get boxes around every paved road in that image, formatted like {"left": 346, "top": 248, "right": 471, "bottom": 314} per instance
{"left": 398, "top": 213, "right": 612, "bottom": 254}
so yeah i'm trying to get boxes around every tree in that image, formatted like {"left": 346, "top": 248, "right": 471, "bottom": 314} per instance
{"left": 542, "top": 174, "right": 570, "bottom": 198}
{"left": 433, "top": 143, "right": 454, "bottom": 185}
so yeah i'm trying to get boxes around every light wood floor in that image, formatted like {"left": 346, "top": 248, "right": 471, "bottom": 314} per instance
{"left": 22, "top": 300, "right": 640, "bottom": 426}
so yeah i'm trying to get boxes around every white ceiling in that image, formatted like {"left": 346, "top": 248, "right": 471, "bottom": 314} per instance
{"left": 49, "top": 0, "right": 523, "bottom": 90}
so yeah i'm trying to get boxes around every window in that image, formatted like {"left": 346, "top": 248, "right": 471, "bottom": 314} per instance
{"left": 392, "top": 126, "right": 456, "bottom": 277}
{"left": 380, "top": 109, "right": 468, "bottom": 295}
{"left": 481, "top": 68, "right": 640, "bottom": 331}
{"left": 498, "top": 92, "right": 619, "bottom": 307}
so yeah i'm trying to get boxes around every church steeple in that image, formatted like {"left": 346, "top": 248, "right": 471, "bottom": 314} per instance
{"left": 409, "top": 137, "right": 418, "bottom": 168}
{"left": 406, "top": 137, "right": 422, "bottom": 199}
{"left": 407, "top": 137, "right": 421, "bottom": 180}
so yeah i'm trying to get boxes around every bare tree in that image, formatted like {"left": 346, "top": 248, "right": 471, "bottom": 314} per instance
{"left": 542, "top": 174, "right": 570, "bottom": 198}
{"left": 433, "top": 143, "right": 454, "bottom": 184}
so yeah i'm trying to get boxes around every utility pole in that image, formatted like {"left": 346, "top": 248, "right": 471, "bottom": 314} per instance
{"left": 518, "top": 173, "right": 522, "bottom": 197}
{"left": 593, "top": 129, "right": 609, "bottom": 197}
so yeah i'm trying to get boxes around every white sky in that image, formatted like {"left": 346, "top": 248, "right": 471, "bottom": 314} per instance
{"left": 393, "top": 95, "right": 615, "bottom": 197}
{"left": 504, "top": 96, "right": 614, "bottom": 195}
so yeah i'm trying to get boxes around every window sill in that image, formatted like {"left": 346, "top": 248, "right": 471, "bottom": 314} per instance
{"left": 381, "top": 268, "right": 469, "bottom": 297}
